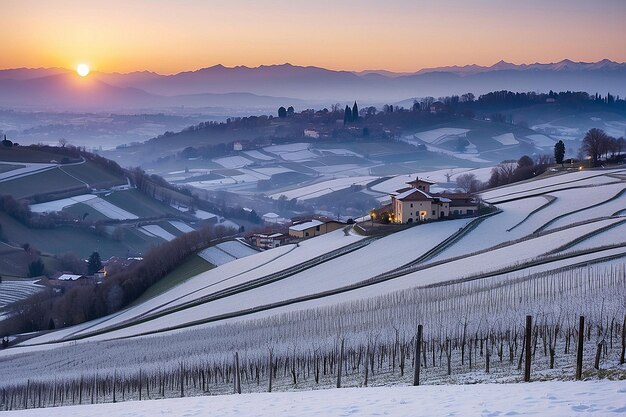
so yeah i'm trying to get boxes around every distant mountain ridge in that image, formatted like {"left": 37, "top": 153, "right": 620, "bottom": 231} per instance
{"left": 0, "top": 59, "right": 624, "bottom": 111}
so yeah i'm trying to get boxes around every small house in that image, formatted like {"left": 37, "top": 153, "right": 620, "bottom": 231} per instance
{"left": 288, "top": 219, "right": 345, "bottom": 239}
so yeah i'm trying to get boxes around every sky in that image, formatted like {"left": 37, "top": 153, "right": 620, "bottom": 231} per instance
{"left": 2, "top": 0, "right": 625, "bottom": 74}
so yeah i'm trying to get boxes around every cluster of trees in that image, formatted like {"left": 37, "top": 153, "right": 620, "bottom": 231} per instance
{"left": 277, "top": 106, "right": 295, "bottom": 118}
{"left": 1, "top": 226, "right": 220, "bottom": 335}
{"left": 456, "top": 154, "right": 551, "bottom": 193}
{"left": 343, "top": 102, "right": 359, "bottom": 124}
{"left": 581, "top": 128, "right": 625, "bottom": 167}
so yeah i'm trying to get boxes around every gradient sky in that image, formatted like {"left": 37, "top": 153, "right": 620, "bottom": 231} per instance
{"left": 3, "top": 0, "right": 625, "bottom": 74}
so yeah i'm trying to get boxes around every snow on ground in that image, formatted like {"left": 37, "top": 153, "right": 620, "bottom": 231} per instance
{"left": 270, "top": 176, "right": 377, "bottom": 200}
{"left": 0, "top": 162, "right": 55, "bottom": 182}
{"left": 243, "top": 150, "right": 274, "bottom": 161}
{"left": 480, "top": 169, "right": 625, "bottom": 203}
{"left": 168, "top": 221, "right": 195, "bottom": 234}
{"left": 317, "top": 148, "right": 363, "bottom": 157}
{"left": 493, "top": 132, "right": 519, "bottom": 145}
{"left": 545, "top": 190, "right": 626, "bottom": 230}
{"left": 214, "top": 155, "right": 254, "bottom": 169}
{"left": 263, "top": 142, "right": 311, "bottom": 154}
{"left": 279, "top": 149, "right": 319, "bottom": 161}
{"left": 430, "top": 197, "right": 549, "bottom": 261}
{"left": 198, "top": 241, "right": 258, "bottom": 266}
{"left": 185, "top": 178, "right": 237, "bottom": 190}
{"left": 18, "top": 245, "right": 297, "bottom": 346}
{"left": 526, "top": 133, "right": 556, "bottom": 147}
{"left": 310, "top": 164, "right": 369, "bottom": 175}
{"left": 414, "top": 128, "right": 470, "bottom": 144}
{"left": 216, "top": 240, "right": 259, "bottom": 258}
{"left": 562, "top": 220, "right": 626, "bottom": 254}
{"left": 4, "top": 380, "right": 624, "bottom": 417}
{"left": 193, "top": 209, "right": 218, "bottom": 220}
{"left": 84, "top": 198, "right": 138, "bottom": 220}
{"left": 509, "top": 183, "right": 626, "bottom": 235}
{"left": 198, "top": 246, "right": 236, "bottom": 265}
{"left": 0, "top": 280, "right": 45, "bottom": 309}
{"left": 141, "top": 225, "right": 177, "bottom": 241}
{"left": 47, "top": 230, "right": 364, "bottom": 341}
{"left": 249, "top": 166, "right": 293, "bottom": 176}
{"left": 29, "top": 194, "right": 97, "bottom": 213}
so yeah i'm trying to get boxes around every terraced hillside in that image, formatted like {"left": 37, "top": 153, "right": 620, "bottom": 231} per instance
{"left": 1, "top": 168, "right": 625, "bottom": 408}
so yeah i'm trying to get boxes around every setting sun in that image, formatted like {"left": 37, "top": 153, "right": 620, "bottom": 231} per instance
{"left": 76, "top": 63, "right": 90, "bottom": 77}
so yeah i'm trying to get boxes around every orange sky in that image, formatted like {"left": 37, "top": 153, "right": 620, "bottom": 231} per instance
{"left": 3, "top": 0, "right": 625, "bottom": 74}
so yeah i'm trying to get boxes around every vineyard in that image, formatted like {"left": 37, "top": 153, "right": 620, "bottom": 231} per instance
{"left": 0, "top": 263, "right": 624, "bottom": 410}
{"left": 1, "top": 168, "right": 625, "bottom": 411}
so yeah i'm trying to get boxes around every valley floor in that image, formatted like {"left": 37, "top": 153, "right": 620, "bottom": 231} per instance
{"left": 4, "top": 380, "right": 625, "bottom": 417}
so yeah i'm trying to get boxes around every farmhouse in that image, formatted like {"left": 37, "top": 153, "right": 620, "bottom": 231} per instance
{"left": 390, "top": 179, "right": 480, "bottom": 223}
{"left": 444, "top": 193, "right": 479, "bottom": 216}
{"left": 288, "top": 218, "right": 345, "bottom": 239}
{"left": 251, "top": 232, "right": 287, "bottom": 249}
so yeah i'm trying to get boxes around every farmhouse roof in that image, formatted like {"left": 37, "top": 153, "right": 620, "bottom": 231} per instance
{"left": 57, "top": 274, "right": 86, "bottom": 281}
{"left": 289, "top": 219, "right": 324, "bottom": 231}
{"left": 407, "top": 178, "right": 436, "bottom": 186}
{"left": 394, "top": 188, "right": 433, "bottom": 201}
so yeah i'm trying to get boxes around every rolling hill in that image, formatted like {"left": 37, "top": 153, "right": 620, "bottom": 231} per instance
{"left": 0, "top": 167, "right": 624, "bottom": 410}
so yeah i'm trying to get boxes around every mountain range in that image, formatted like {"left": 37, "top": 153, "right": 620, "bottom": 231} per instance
{"left": 0, "top": 59, "right": 624, "bottom": 112}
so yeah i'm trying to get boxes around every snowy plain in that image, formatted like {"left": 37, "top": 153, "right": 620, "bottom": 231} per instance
{"left": 3, "top": 380, "right": 624, "bottom": 417}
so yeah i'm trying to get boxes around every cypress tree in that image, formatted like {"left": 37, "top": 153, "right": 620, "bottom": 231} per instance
{"left": 352, "top": 101, "right": 359, "bottom": 121}
{"left": 344, "top": 106, "right": 352, "bottom": 124}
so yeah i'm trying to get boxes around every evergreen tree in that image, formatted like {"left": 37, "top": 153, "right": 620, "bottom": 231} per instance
{"left": 287, "top": 106, "right": 294, "bottom": 116}
{"left": 352, "top": 101, "right": 359, "bottom": 121}
{"left": 344, "top": 105, "right": 352, "bottom": 124}
{"left": 278, "top": 106, "right": 287, "bottom": 118}
{"left": 554, "top": 140, "right": 565, "bottom": 166}
{"left": 28, "top": 259, "right": 45, "bottom": 277}
{"left": 88, "top": 251, "right": 103, "bottom": 275}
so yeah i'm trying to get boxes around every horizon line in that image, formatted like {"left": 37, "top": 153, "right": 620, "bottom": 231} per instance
{"left": 0, "top": 58, "right": 624, "bottom": 77}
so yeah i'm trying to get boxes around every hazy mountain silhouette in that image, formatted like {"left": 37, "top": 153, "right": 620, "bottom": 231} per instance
{"left": 0, "top": 59, "right": 624, "bottom": 111}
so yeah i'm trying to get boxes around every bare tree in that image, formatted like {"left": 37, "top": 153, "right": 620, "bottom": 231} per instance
{"left": 581, "top": 128, "right": 609, "bottom": 167}
{"left": 456, "top": 173, "right": 480, "bottom": 193}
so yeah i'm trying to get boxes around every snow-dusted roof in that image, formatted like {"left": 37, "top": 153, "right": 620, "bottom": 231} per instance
{"left": 394, "top": 188, "right": 433, "bottom": 201}
{"left": 263, "top": 212, "right": 280, "bottom": 218}
{"left": 289, "top": 219, "right": 324, "bottom": 231}
{"left": 437, "top": 197, "right": 452, "bottom": 203}
{"left": 57, "top": 274, "right": 85, "bottom": 281}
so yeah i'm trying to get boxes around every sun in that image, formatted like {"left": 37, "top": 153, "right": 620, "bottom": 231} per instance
{"left": 76, "top": 63, "right": 90, "bottom": 77}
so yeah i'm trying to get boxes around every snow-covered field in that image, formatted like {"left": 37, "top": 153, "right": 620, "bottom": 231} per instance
{"left": 214, "top": 155, "right": 254, "bottom": 169}
{"left": 480, "top": 169, "right": 626, "bottom": 203}
{"left": 270, "top": 176, "right": 377, "bottom": 200}
{"left": 3, "top": 169, "right": 626, "bottom": 414}
{"left": 526, "top": 133, "right": 555, "bottom": 147}
{"left": 29, "top": 194, "right": 97, "bottom": 213}
{"left": 141, "top": 225, "right": 177, "bottom": 241}
{"left": 4, "top": 380, "right": 624, "bottom": 417}
{"left": 168, "top": 220, "right": 195, "bottom": 233}
{"left": 0, "top": 161, "right": 56, "bottom": 182}
{"left": 414, "top": 128, "right": 469, "bottom": 144}
{"left": 0, "top": 280, "right": 45, "bottom": 309}
{"left": 197, "top": 240, "right": 258, "bottom": 266}
{"left": 493, "top": 132, "right": 519, "bottom": 145}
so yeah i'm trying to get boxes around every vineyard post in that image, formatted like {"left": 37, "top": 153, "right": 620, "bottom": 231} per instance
{"left": 234, "top": 352, "right": 241, "bottom": 394}
{"left": 337, "top": 339, "right": 344, "bottom": 388}
{"left": 524, "top": 315, "right": 532, "bottom": 382}
{"left": 268, "top": 349, "right": 273, "bottom": 392}
{"left": 576, "top": 316, "right": 585, "bottom": 380}
{"left": 413, "top": 324, "right": 423, "bottom": 386}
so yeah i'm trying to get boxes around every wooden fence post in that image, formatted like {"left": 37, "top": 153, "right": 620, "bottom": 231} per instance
{"left": 336, "top": 339, "right": 344, "bottom": 388}
{"left": 413, "top": 325, "right": 423, "bottom": 386}
{"left": 234, "top": 352, "right": 241, "bottom": 394}
{"left": 576, "top": 316, "right": 585, "bottom": 380}
{"left": 524, "top": 315, "right": 532, "bottom": 382}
